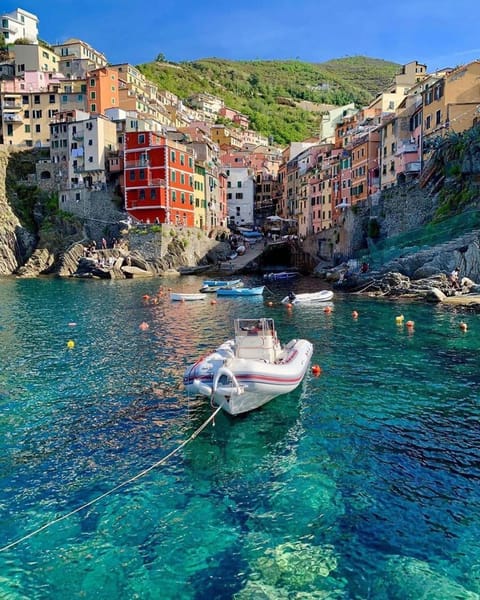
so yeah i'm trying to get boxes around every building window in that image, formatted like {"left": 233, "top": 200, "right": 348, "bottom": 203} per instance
{"left": 138, "top": 133, "right": 145, "bottom": 143}
{"left": 129, "top": 171, "right": 135, "bottom": 181}
{"left": 49, "top": 94, "right": 55, "bottom": 104}
{"left": 171, "top": 150, "right": 175, "bottom": 162}
{"left": 90, "top": 104, "right": 96, "bottom": 112}
{"left": 90, "top": 79, "right": 96, "bottom": 86}
{"left": 436, "top": 110, "right": 441, "bottom": 125}
{"left": 151, "top": 189, "right": 156, "bottom": 200}
{"left": 35, "top": 124, "right": 41, "bottom": 133}
{"left": 25, "top": 124, "right": 31, "bottom": 133}
{"left": 235, "top": 193, "right": 243, "bottom": 199}
{"left": 24, "top": 110, "right": 29, "bottom": 118}
{"left": 237, "top": 181, "right": 242, "bottom": 187}
{"left": 181, "top": 192, "right": 185, "bottom": 203}
{"left": 34, "top": 95, "right": 40, "bottom": 104}
{"left": 139, "top": 190, "right": 145, "bottom": 200}
{"left": 188, "top": 157, "right": 193, "bottom": 168}
{"left": 180, "top": 154, "right": 185, "bottom": 165}
{"left": 180, "top": 173, "right": 185, "bottom": 184}
{"left": 90, "top": 91, "right": 96, "bottom": 99}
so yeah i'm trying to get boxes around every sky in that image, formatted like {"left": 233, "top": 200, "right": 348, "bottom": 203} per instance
{"left": 4, "top": 0, "right": 480, "bottom": 72}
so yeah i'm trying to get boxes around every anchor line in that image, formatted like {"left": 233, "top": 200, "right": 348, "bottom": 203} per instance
{"left": 0, "top": 405, "right": 223, "bottom": 553}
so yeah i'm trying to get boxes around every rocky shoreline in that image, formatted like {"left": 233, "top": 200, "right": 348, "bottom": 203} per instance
{"left": 332, "top": 270, "right": 480, "bottom": 309}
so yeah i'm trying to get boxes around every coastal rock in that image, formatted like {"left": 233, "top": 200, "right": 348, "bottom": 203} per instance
{"left": 121, "top": 265, "right": 154, "bottom": 278}
{"left": 56, "top": 243, "right": 86, "bottom": 277}
{"left": 15, "top": 247, "right": 55, "bottom": 278}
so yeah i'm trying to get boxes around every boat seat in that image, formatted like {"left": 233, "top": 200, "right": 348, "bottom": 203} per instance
{"left": 236, "top": 334, "right": 276, "bottom": 361}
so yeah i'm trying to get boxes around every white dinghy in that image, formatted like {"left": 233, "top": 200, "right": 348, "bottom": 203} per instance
{"left": 281, "top": 290, "right": 334, "bottom": 305}
{"left": 183, "top": 318, "right": 313, "bottom": 415}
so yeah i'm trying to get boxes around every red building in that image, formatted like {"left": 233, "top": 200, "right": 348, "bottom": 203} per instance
{"left": 124, "top": 131, "right": 195, "bottom": 226}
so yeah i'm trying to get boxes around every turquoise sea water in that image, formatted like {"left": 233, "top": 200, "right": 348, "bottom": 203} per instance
{"left": 0, "top": 276, "right": 479, "bottom": 599}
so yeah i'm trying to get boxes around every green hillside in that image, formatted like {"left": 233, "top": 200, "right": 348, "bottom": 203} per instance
{"left": 138, "top": 56, "right": 400, "bottom": 145}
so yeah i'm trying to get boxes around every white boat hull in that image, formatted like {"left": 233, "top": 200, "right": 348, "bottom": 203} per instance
{"left": 171, "top": 292, "right": 206, "bottom": 301}
{"left": 184, "top": 337, "right": 313, "bottom": 415}
{"left": 281, "top": 290, "right": 334, "bottom": 304}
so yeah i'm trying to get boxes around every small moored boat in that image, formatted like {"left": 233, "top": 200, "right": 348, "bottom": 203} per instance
{"left": 281, "top": 290, "right": 334, "bottom": 304}
{"left": 200, "top": 279, "right": 244, "bottom": 293}
{"left": 263, "top": 271, "right": 299, "bottom": 282}
{"left": 183, "top": 318, "right": 313, "bottom": 415}
{"left": 170, "top": 292, "right": 206, "bottom": 301}
{"left": 216, "top": 286, "right": 265, "bottom": 297}
{"left": 203, "top": 278, "right": 242, "bottom": 287}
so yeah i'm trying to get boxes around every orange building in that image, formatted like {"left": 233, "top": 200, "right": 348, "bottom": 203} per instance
{"left": 124, "top": 131, "right": 195, "bottom": 226}
{"left": 349, "top": 131, "right": 380, "bottom": 204}
{"left": 86, "top": 66, "right": 119, "bottom": 115}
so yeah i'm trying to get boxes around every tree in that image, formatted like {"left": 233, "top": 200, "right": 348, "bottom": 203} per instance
{"left": 155, "top": 53, "right": 166, "bottom": 62}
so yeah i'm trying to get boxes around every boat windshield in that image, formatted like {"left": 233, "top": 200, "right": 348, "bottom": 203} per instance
{"left": 235, "top": 318, "right": 275, "bottom": 337}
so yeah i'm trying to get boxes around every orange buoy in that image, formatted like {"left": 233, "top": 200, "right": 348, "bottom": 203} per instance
{"left": 406, "top": 320, "right": 414, "bottom": 328}
{"left": 311, "top": 364, "right": 322, "bottom": 376}
{"left": 460, "top": 322, "right": 468, "bottom": 331}
{"left": 286, "top": 302, "right": 293, "bottom": 309}
{"left": 142, "top": 294, "right": 150, "bottom": 301}
{"left": 352, "top": 310, "right": 358, "bottom": 319}
{"left": 324, "top": 306, "right": 332, "bottom": 314}
{"left": 211, "top": 299, "right": 217, "bottom": 305}
{"left": 139, "top": 321, "right": 149, "bottom": 331}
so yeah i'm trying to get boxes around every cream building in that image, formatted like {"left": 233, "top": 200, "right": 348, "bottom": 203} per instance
{"left": 0, "top": 8, "right": 38, "bottom": 44}
{"left": 11, "top": 43, "right": 59, "bottom": 74}
{"left": 48, "top": 110, "right": 117, "bottom": 203}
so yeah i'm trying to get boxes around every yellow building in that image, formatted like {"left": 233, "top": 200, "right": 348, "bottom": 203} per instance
{"left": 423, "top": 60, "right": 480, "bottom": 147}
{"left": 210, "top": 125, "right": 243, "bottom": 150}
{"left": 194, "top": 164, "right": 207, "bottom": 230}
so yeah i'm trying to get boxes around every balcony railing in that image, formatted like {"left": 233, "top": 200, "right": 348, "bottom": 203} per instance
{"left": 2, "top": 101, "right": 23, "bottom": 111}
{"left": 125, "top": 160, "right": 150, "bottom": 168}
{"left": 405, "top": 161, "right": 421, "bottom": 173}
{"left": 2, "top": 113, "right": 23, "bottom": 122}
{"left": 396, "top": 142, "right": 418, "bottom": 155}
{"left": 148, "top": 178, "right": 166, "bottom": 187}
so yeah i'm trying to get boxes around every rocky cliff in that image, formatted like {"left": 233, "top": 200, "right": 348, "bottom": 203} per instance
{"left": 0, "top": 148, "right": 36, "bottom": 274}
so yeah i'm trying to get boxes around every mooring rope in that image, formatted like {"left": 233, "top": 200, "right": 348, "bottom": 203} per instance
{"left": 0, "top": 405, "right": 223, "bottom": 553}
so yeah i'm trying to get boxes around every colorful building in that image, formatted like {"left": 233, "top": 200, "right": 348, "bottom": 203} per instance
{"left": 124, "top": 131, "right": 195, "bottom": 226}
{"left": 86, "top": 67, "right": 119, "bottom": 115}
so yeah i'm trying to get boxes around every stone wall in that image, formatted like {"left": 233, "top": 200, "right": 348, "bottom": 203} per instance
{"left": 128, "top": 224, "right": 227, "bottom": 269}
{"left": 58, "top": 188, "right": 125, "bottom": 243}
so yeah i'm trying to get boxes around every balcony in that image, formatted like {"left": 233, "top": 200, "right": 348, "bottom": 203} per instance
{"left": 396, "top": 142, "right": 418, "bottom": 155}
{"left": 125, "top": 160, "right": 150, "bottom": 168}
{"left": 148, "top": 178, "right": 166, "bottom": 187}
{"left": 405, "top": 161, "right": 421, "bottom": 173}
{"left": 2, "top": 113, "right": 23, "bottom": 123}
{"left": 2, "top": 100, "right": 23, "bottom": 111}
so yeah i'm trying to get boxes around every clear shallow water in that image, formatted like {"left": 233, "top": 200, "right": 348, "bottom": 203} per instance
{"left": 0, "top": 276, "right": 479, "bottom": 599}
